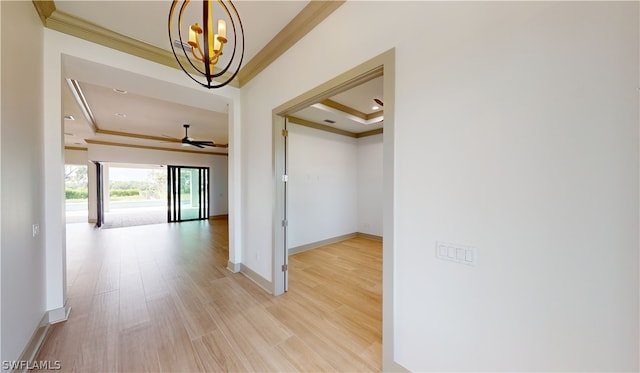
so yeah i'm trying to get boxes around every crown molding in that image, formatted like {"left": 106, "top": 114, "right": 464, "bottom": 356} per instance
{"left": 84, "top": 139, "right": 228, "bottom": 156}
{"left": 287, "top": 116, "right": 383, "bottom": 139}
{"left": 64, "top": 146, "right": 88, "bottom": 151}
{"left": 237, "top": 1, "right": 345, "bottom": 86}
{"left": 355, "top": 128, "right": 383, "bottom": 138}
{"left": 95, "top": 128, "right": 229, "bottom": 148}
{"left": 321, "top": 98, "right": 385, "bottom": 122}
{"left": 32, "top": 1, "right": 55, "bottom": 24}
{"left": 94, "top": 129, "right": 179, "bottom": 144}
{"left": 33, "top": 0, "right": 343, "bottom": 88}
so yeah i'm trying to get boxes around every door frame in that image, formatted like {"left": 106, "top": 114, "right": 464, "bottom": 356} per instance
{"left": 271, "top": 48, "right": 396, "bottom": 368}
{"left": 167, "top": 165, "right": 210, "bottom": 222}
{"left": 93, "top": 161, "right": 104, "bottom": 228}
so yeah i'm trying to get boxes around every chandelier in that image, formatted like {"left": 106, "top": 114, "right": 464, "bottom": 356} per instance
{"left": 168, "top": 0, "right": 245, "bottom": 89}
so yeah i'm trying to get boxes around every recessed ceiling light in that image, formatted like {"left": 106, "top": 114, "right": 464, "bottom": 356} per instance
{"left": 372, "top": 105, "right": 380, "bottom": 110}
{"left": 324, "top": 119, "right": 336, "bottom": 124}
{"left": 64, "top": 115, "right": 75, "bottom": 120}
{"left": 114, "top": 113, "right": 127, "bottom": 118}
{"left": 64, "top": 132, "right": 73, "bottom": 136}
{"left": 113, "top": 88, "right": 127, "bottom": 94}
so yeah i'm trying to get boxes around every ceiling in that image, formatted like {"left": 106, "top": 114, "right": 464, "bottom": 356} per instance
{"left": 52, "top": 1, "right": 383, "bottom": 155}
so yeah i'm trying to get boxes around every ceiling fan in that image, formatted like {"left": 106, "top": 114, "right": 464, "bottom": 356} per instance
{"left": 179, "top": 124, "right": 220, "bottom": 148}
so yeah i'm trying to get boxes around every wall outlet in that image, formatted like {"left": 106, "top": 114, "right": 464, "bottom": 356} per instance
{"left": 32, "top": 224, "right": 40, "bottom": 237}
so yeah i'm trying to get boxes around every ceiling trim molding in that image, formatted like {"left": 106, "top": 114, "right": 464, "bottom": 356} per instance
{"left": 287, "top": 116, "right": 383, "bottom": 139}
{"left": 67, "top": 79, "right": 230, "bottom": 148}
{"left": 34, "top": 1, "right": 239, "bottom": 88}
{"left": 276, "top": 65, "right": 383, "bottom": 116}
{"left": 320, "top": 99, "right": 384, "bottom": 122}
{"left": 367, "top": 110, "right": 384, "bottom": 121}
{"left": 84, "top": 139, "right": 228, "bottom": 156}
{"left": 33, "top": 0, "right": 343, "bottom": 88}
{"left": 355, "top": 128, "right": 383, "bottom": 138}
{"left": 95, "top": 129, "right": 229, "bottom": 149}
{"left": 237, "top": 1, "right": 345, "bottom": 86}
{"left": 32, "top": 1, "right": 55, "bottom": 24}
{"left": 95, "top": 129, "right": 179, "bottom": 144}
{"left": 321, "top": 99, "right": 367, "bottom": 120}
{"left": 64, "top": 146, "right": 88, "bottom": 151}
{"left": 66, "top": 79, "right": 98, "bottom": 134}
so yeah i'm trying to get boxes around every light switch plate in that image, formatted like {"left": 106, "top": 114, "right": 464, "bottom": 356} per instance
{"left": 436, "top": 241, "right": 477, "bottom": 266}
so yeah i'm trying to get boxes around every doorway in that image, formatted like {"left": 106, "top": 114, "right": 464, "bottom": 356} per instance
{"left": 273, "top": 51, "right": 394, "bottom": 295}
{"left": 65, "top": 164, "right": 89, "bottom": 224}
{"left": 168, "top": 166, "right": 210, "bottom": 222}
{"left": 271, "top": 48, "right": 395, "bottom": 367}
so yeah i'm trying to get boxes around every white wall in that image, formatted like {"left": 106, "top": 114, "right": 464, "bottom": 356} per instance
{"left": 288, "top": 125, "right": 383, "bottom": 248}
{"left": 87, "top": 144, "right": 228, "bottom": 216}
{"left": 64, "top": 148, "right": 88, "bottom": 165}
{"left": 0, "top": 0, "right": 46, "bottom": 363}
{"left": 357, "top": 134, "right": 383, "bottom": 237}
{"left": 288, "top": 123, "right": 358, "bottom": 248}
{"left": 241, "top": 2, "right": 639, "bottom": 371}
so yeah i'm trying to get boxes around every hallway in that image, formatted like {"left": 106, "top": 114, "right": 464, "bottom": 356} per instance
{"left": 36, "top": 219, "right": 382, "bottom": 371}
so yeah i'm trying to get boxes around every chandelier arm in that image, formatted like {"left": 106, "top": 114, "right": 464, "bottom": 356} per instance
{"left": 169, "top": 1, "right": 212, "bottom": 88}
{"left": 178, "top": 1, "right": 209, "bottom": 76}
{"left": 191, "top": 45, "right": 204, "bottom": 62}
{"left": 171, "top": 1, "right": 209, "bottom": 76}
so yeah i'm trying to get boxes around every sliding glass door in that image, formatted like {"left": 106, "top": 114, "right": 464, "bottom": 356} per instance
{"left": 167, "top": 166, "right": 209, "bottom": 222}
{"left": 94, "top": 161, "right": 104, "bottom": 228}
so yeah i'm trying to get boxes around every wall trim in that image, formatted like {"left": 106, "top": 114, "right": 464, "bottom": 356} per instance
{"left": 287, "top": 116, "right": 383, "bottom": 139}
{"left": 289, "top": 232, "right": 357, "bottom": 255}
{"left": 84, "top": 139, "right": 228, "bottom": 156}
{"left": 227, "top": 261, "right": 241, "bottom": 273}
{"left": 47, "top": 305, "right": 71, "bottom": 324}
{"left": 240, "top": 264, "right": 273, "bottom": 295}
{"left": 15, "top": 305, "right": 71, "bottom": 373}
{"left": 237, "top": 1, "right": 345, "bottom": 86}
{"left": 357, "top": 232, "right": 383, "bottom": 241}
{"left": 64, "top": 146, "right": 87, "bottom": 151}
{"left": 289, "top": 232, "right": 383, "bottom": 255}
{"left": 15, "top": 314, "right": 50, "bottom": 372}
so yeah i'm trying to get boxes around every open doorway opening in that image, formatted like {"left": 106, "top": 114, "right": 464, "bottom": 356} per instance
{"left": 65, "top": 164, "right": 89, "bottom": 224}
{"left": 167, "top": 166, "right": 210, "bottom": 222}
{"left": 272, "top": 49, "right": 395, "bottom": 368}
{"left": 100, "top": 163, "right": 167, "bottom": 229}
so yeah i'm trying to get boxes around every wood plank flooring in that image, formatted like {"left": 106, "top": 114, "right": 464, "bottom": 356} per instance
{"left": 36, "top": 220, "right": 382, "bottom": 372}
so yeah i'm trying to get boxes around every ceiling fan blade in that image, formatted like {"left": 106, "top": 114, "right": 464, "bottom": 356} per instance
{"left": 188, "top": 142, "right": 205, "bottom": 148}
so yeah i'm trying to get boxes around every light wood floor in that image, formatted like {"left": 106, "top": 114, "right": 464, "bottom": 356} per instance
{"left": 36, "top": 219, "right": 382, "bottom": 372}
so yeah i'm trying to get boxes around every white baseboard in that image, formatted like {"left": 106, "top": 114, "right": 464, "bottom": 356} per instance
{"left": 227, "top": 260, "right": 241, "bottom": 273}
{"left": 47, "top": 305, "right": 71, "bottom": 324}
{"left": 289, "top": 232, "right": 382, "bottom": 255}
{"left": 356, "top": 232, "right": 383, "bottom": 241}
{"left": 240, "top": 264, "right": 273, "bottom": 295}
{"left": 14, "top": 304, "right": 70, "bottom": 373}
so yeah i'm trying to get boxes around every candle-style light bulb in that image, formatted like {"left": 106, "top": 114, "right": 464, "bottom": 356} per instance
{"left": 218, "top": 19, "right": 227, "bottom": 40}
